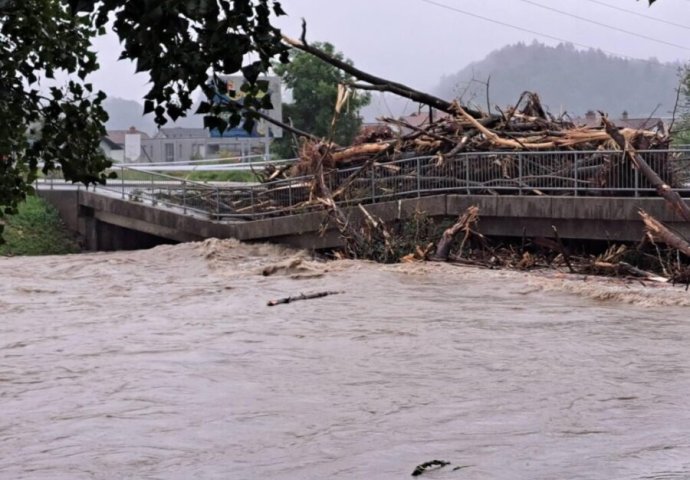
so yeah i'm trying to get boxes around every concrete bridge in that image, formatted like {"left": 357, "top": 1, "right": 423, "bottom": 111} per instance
{"left": 38, "top": 186, "right": 690, "bottom": 252}
{"left": 35, "top": 150, "right": 690, "bottom": 251}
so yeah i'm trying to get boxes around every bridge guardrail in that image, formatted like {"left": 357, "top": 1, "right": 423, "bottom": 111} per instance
{"left": 35, "top": 149, "right": 690, "bottom": 221}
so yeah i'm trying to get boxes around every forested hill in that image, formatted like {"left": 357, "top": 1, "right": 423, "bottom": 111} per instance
{"left": 434, "top": 42, "right": 682, "bottom": 118}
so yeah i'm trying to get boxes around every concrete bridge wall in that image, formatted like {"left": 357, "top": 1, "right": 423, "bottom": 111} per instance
{"left": 38, "top": 189, "right": 690, "bottom": 251}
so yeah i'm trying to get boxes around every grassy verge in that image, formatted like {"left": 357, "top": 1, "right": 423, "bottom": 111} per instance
{"left": 0, "top": 196, "right": 80, "bottom": 256}
{"left": 107, "top": 168, "right": 259, "bottom": 183}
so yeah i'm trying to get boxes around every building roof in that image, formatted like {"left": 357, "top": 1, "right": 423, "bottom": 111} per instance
{"left": 100, "top": 136, "right": 122, "bottom": 150}
{"left": 155, "top": 127, "right": 209, "bottom": 139}
{"left": 105, "top": 127, "right": 150, "bottom": 146}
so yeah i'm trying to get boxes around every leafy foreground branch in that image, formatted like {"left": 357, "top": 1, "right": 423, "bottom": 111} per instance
{"left": 1, "top": 0, "right": 289, "bottom": 241}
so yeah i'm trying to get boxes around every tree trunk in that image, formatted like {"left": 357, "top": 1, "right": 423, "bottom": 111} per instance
{"left": 639, "top": 209, "right": 690, "bottom": 257}
{"left": 433, "top": 206, "right": 480, "bottom": 261}
{"left": 602, "top": 116, "right": 690, "bottom": 222}
{"left": 282, "top": 33, "right": 495, "bottom": 122}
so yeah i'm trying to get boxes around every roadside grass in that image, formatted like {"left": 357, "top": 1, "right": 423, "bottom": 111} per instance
{"left": 0, "top": 196, "right": 80, "bottom": 256}
{"left": 107, "top": 168, "right": 259, "bottom": 183}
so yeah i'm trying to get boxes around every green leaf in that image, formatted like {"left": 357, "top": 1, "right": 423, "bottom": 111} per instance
{"left": 273, "top": 2, "right": 286, "bottom": 16}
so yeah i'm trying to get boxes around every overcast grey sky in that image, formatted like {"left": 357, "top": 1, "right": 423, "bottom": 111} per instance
{"left": 90, "top": 0, "right": 690, "bottom": 105}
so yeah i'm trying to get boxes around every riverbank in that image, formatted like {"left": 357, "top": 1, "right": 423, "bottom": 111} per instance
{"left": 0, "top": 196, "right": 80, "bottom": 256}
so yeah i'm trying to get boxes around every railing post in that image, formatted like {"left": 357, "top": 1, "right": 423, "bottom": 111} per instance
{"left": 250, "top": 186, "right": 255, "bottom": 216}
{"left": 370, "top": 167, "right": 376, "bottom": 203}
{"left": 216, "top": 187, "right": 221, "bottom": 218}
{"left": 182, "top": 180, "right": 187, "bottom": 214}
{"left": 518, "top": 153, "right": 523, "bottom": 196}
{"left": 416, "top": 157, "right": 421, "bottom": 197}
{"left": 573, "top": 153, "right": 578, "bottom": 197}
{"left": 634, "top": 165, "right": 640, "bottom": 198}
{"left": 288, "top": 181, "right": 293, "bottom": 208}
{"left": 465, "top": 156, "right": 470, "bottom": 195}
{"left": 121, "top": 165, "right": 125, "bottom": 199}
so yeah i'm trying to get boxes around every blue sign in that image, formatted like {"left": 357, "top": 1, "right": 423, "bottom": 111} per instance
{"left": 208, "top": 76, "right": 281, "bottom": 138}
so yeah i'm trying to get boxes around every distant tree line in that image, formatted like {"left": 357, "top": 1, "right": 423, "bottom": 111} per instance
{"left": 434, "top": 41, "right": 680, "bottom": 119}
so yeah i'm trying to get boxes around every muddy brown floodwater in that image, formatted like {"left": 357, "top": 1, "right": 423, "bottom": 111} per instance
{"left": 1, "top": 239, "right": 690, "bottom": 479}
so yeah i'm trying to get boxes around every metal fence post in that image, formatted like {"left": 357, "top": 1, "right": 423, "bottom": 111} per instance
{"left": 250, "top": 186, "right": 255, "bottom": 216}
{"left": 573, "top": 153, "right": 578, "bottom": 197}
{"left": 182, "top": 180, "right": 187, "bottom": 214}
{"left": 416, "top": 157, "right": 421, "bottom": 197}
{"left": 121, "top": 165, "right": 125, "bottom": 199}
{"left": 288, "top": 181, "right": 293, "bottom": 208}
{"left": 518, "top": 153, "right": 523, "bottom": 196}
{"left": 634, "top": 166, "right": 640, "bottom": 198}
{"left": 465, "top": 156, "right": 470, "bottom": 194}
{"left": 216, "top": 187, "right": 221, "bottom": 218}
{"left": 370, "top": 167, "right": 376, "bottom": 203}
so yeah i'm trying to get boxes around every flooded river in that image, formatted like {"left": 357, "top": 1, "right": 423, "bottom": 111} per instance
{"left": 1, "top": 239, "right": 690, "bottom": 479}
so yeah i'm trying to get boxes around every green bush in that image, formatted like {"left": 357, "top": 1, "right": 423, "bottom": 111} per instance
{"left": 0, "top": 196, "right": 80, "bottom": 256}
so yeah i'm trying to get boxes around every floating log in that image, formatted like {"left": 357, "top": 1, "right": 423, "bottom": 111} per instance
{"left": 267, "top": 291, "right": 342, "bottom": 306}
{"left": 411, "top": 460, "right": 451, "bottom": 477}
{"left": 594, "top": 260, "right": 668, "bottom": 282}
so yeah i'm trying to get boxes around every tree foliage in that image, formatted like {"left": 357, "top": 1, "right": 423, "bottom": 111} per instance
{"left": 0, "top": 0, "right": 111, "bottom": 237}
{"left": 0, "top": 0, "right": 287, "bottom": 240}
{"left": 272, "top": 42, "right": 371, "bottom": 158}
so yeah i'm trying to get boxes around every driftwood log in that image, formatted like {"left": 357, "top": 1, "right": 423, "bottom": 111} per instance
{"left": 639, "top": 209, "right": 690, "bottom": 257}
{"left": 433, "top": 206, "right": 480, "bottom": 261}
{"left": 267, "top": 291, "right": 342, "bottom": 306}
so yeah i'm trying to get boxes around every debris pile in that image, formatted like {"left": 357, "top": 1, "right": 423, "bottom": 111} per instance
{"left": 274, "top": 92, "right": 672, "bottom": 193}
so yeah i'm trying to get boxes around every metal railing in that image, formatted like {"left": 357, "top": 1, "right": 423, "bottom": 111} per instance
{"left": 35, "top": 149, "right": 690, "bottom": 221}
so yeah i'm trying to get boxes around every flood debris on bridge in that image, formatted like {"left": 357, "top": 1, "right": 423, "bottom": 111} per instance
{"left": 247, "top": 88, "right": 683, "bottom": 227}
{"left": 255, "top": 33, "right": 680, "bottom": 214}
{"left": 265, "top": 93, "right": 674, "bottom": 206}
{"left": 281, "top": 91, "right": 670, "bottom": 179}
{"left": 181, "top": 37, "right": 686, "bottom": 219}
{"left": 256, "top": 35, "right": 690, "bottom": 284}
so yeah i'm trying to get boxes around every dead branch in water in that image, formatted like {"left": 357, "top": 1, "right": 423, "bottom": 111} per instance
{"left": 433, "top": 206, "right": 481, "bottom": 261}
{"left": 267, "top": 291, "right": 342, "bottom": 306}
{"left": 551, "top": 225, "right": 576, "bottom": 273}
{"left": 411, "top": 460, "right": 451, "bottom": 477}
